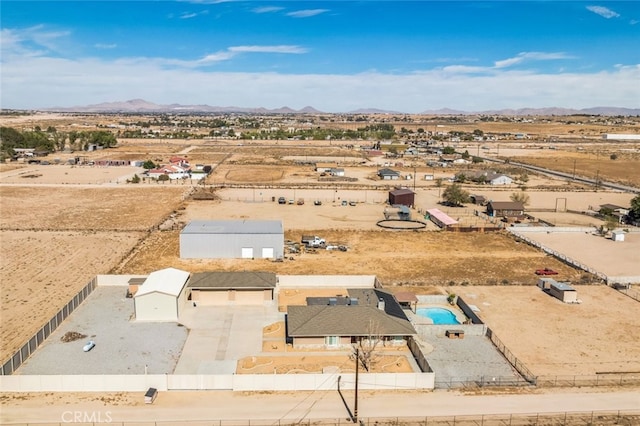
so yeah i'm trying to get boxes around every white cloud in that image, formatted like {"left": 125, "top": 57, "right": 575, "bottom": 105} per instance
{"left": 228, "top": 45, "right": 308, "bottom": 54}
{"left": 586, "top": 6, "right": 620, "bottom": 19}
{"left": 2, "top": 25, "right": 71, "bottom": 56}
{"left": 494, "top": 52, "right": 573, "bottom": 69}
{"left": 252, "top": 6, "right": 284, "bottom": 14}
{"left": 2, "top": 51, "right": 638, "bottom": 112}
{"left": 95, "top": 43, "right": 117, "bottom": 49}
{"left": 286, "top": 9, "right": 329, "bottom": 18}
{"left": 179, "top": 10, "right": 208, "bottom": 19}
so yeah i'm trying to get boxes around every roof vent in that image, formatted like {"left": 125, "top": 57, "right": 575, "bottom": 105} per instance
{"left": 377, "top": 298, "right": 385, "bottom": 311}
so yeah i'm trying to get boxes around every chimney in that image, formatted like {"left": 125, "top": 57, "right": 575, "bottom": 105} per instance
{"left": 377, "top": 298, "right": 385, "bottom": 311}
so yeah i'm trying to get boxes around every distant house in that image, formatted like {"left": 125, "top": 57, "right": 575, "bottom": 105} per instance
{"left": 464, "top": 170, "right": 513, "bottom": 185}
{"left": 286, "top": 288, "right": 416, "bottom": 349}
{"left": 599, "top": 204, "right": 629, "bottom": 224}
{"left": 486, "top": 201, "right": 525, "bottom": 218}
{"left": 169, "top": 156, "right": 190, "bottom": 168}
{"left": 388, "top": 188, "right": 415, "bottom": 207}
{"left": 316, "top": 162, "right": 338, "bottom": 173}
{"left": 378, "top": 168, "right": 400, "bottom": 180}
{"left": 470, "top": 195, "right": 487, "bottom": 206}
{"left": 329, "top": 168, "right": 345, "bottom": 177}
{"left": 147, "top": 164, "right": 190, "bottom": 180}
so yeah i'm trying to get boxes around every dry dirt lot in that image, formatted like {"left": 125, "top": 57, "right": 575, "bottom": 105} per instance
{"left": 116, "top": 225, "right": 582, "bottom": 287}
{"left": 1, "top": 129, "right": 639, "bottom": 379}
{"left": 514, "top": 231, "right": 640, "bottom": 278}
{"left": 0, "top": 184, "right": 186, "bottom": 361}
{"left": 0, "top": 230, "right": 144, "bottom": 361}
{"left": 453, "top": 285, "right": 640, "bottom": 376}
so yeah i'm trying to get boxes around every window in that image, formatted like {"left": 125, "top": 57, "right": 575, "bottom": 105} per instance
{"left": 325, "top": 336, "right": 338, "bottom": 347}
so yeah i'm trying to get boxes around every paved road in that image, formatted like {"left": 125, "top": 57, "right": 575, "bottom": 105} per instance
{"left": 481, "top": 156, "right": 640, "bottom": 194}
{"left": 2, "top": 388, "right": 639, "bottom": 424}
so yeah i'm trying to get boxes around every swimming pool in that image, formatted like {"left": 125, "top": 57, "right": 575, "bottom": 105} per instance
{"left": 415, "top": 307, "right": 461, "bottom": 325}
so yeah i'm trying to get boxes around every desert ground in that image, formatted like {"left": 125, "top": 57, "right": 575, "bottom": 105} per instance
{"left": 1, "top": 115, "right": 639, "bottom": 381}
{"left": 452, "top": 285, "right": 640, "bottom": 377}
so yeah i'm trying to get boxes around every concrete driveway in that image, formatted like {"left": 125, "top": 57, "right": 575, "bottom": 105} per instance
{"left": 174, "top": 302, "right": 284, "bottom": 374}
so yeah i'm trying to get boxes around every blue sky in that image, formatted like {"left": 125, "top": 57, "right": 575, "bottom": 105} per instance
{"left": 1, "top": 1, "right": 639, "bottom": 112}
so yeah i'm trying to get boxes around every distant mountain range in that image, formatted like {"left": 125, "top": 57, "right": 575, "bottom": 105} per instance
{"left": 42, "top": 99, "right": 640, "bottom": 116}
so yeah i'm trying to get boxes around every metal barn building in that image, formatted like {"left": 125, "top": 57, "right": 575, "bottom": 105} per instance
{"left": 134, "top": 268, "right": 190, "bottom": 321}
{"left": 388, "top": 188, "right": 415, "bottom": 207}
{"left": 180, "top": 220, "right": 284, "bottom": 259}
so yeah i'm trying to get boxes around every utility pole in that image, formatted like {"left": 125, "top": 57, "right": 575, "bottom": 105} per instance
{"left": 573, "top": 159, "right": 577, "bottom": 181}
{"left": 413, "top": 165, "right": 417, "bottom": 192}
{"left": 354, "top": 347, "right": 359, "bottom": 423}
{"left": 595, "top": 170, "right": 600, "bottom": 192}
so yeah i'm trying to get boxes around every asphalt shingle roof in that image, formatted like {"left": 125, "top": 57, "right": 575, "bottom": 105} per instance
{"left": 187, "top": 271, "right": 277, "bottom": 289}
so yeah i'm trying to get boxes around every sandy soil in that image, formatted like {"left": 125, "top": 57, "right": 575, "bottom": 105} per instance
{"left": 453, "top": 285, "right": 640, "bottom": 376}
{"left": 0, "top": 230, "right": 145, "bottom": 361}
{"left": 237, "top": 353, "right": 413, "bottom": 374}
{"left": 1, "top": 127, "right": 638, "bottom": 383}
{"left": 515, "top": 231, "right": 640, "bottom": 277}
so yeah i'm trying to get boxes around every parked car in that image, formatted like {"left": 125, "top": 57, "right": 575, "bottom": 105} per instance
{"left": 314, "top": 200, "right": 322, "bottom": 206}
{"left": 278, "top": 197, "right": 286, "bottom": 204}
{"left": 83, "top": 340, "right": 96, "bottom": 352}
{"left": 535, "top": 268, "right": 558, "bottom": 275}
{"left": 296, "top": 198, "right": 305, "bottom": 205}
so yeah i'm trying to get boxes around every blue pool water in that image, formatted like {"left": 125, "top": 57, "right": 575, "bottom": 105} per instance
{"left": 416, "top": 307, "right": 461, "bottom": 325}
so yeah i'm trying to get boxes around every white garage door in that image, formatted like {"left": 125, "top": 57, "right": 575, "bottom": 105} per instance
{"left": 235, "top": 290, "right": 267, "bottom": 304}
{"left": 193, "top": 290, "right": 230, "bottom": 305}
{"left": 261, "top": 247, "right": 274, "bottom": 258}
{"left": 241, "top": 247, "right": 253, "bottom": 259}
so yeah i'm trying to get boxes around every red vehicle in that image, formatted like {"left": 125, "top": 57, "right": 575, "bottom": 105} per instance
{"left": 535, "top": 268, "right": 558, "bottom": 275}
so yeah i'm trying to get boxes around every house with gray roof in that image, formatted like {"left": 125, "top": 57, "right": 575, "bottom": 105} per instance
{"left": 187, "top": 271, "right": 277, "bottom": 305}
{"left": 377, "top": 168, "right": 401, "bottom": 180}
{"left": 287, "top": 288, "right": 416, "bottom": 349}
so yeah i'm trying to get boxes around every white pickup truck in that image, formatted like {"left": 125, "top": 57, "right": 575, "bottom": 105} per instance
{"left": 301, "top": 235, "right": 326, "bottom": 248}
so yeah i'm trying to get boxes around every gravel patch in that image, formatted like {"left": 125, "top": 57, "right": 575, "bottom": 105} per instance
{"left": 16, "top": 286, "right": 188, "bottom": 375}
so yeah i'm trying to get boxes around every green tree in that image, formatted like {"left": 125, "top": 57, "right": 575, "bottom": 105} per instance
{"left": 461, "top": 150, "right": 470, "bottom": 159}
{"left": 442, "top": 183, "right": 470, "bottom": 206}
{"left": 627, "top": 195, "right": 640, "bottom": 222}
{"left": 454, "top": 173, "right": 467, "bottom": 183}
{"left": 142, "top": 160, "right": 157, "bottom": 169}
{"left": 610, "top": 153, "right": 618, "bottom": 160}
{"left": 158, "top": 174, "right": 170, "bottom": 182}
{"left": 442, "top": 146, "right": 456, "bottom": 154}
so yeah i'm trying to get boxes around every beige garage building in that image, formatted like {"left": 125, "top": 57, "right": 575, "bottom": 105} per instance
{"left": 187, "top": 271, "right": 276, "bottom": 305}
{"left": 134, "top": 268, "right": 191, "bottom": 321}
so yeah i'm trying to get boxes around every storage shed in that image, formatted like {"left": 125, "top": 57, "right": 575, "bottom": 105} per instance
{"left": 187, "top": 271, "right": 277, "bottom": 305}
{"left": 611, "top": 230, "right": 625, "bottom": 242}
{"left": 180, "top": 220, "right": 284, "bottom": 259}
{"left": 388, "top": 188, "right": 415, "bottom": 207}
{"left": 134, "top": 268, "right": 190, "bottom": 321}
{"left": 538, "top": 278, "right": 578, "bottom": 303}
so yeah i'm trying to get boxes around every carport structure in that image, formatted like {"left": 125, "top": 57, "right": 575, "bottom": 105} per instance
{"left": 187, "top": 271, "right": 277, "bottom": 305}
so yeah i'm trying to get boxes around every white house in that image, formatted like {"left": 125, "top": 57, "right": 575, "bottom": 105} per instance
{"left": 134, "top": 268, "right": 190, "bottom": 321}
{"left": 487, "top": 174, "right": 513, "bottom": 185}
